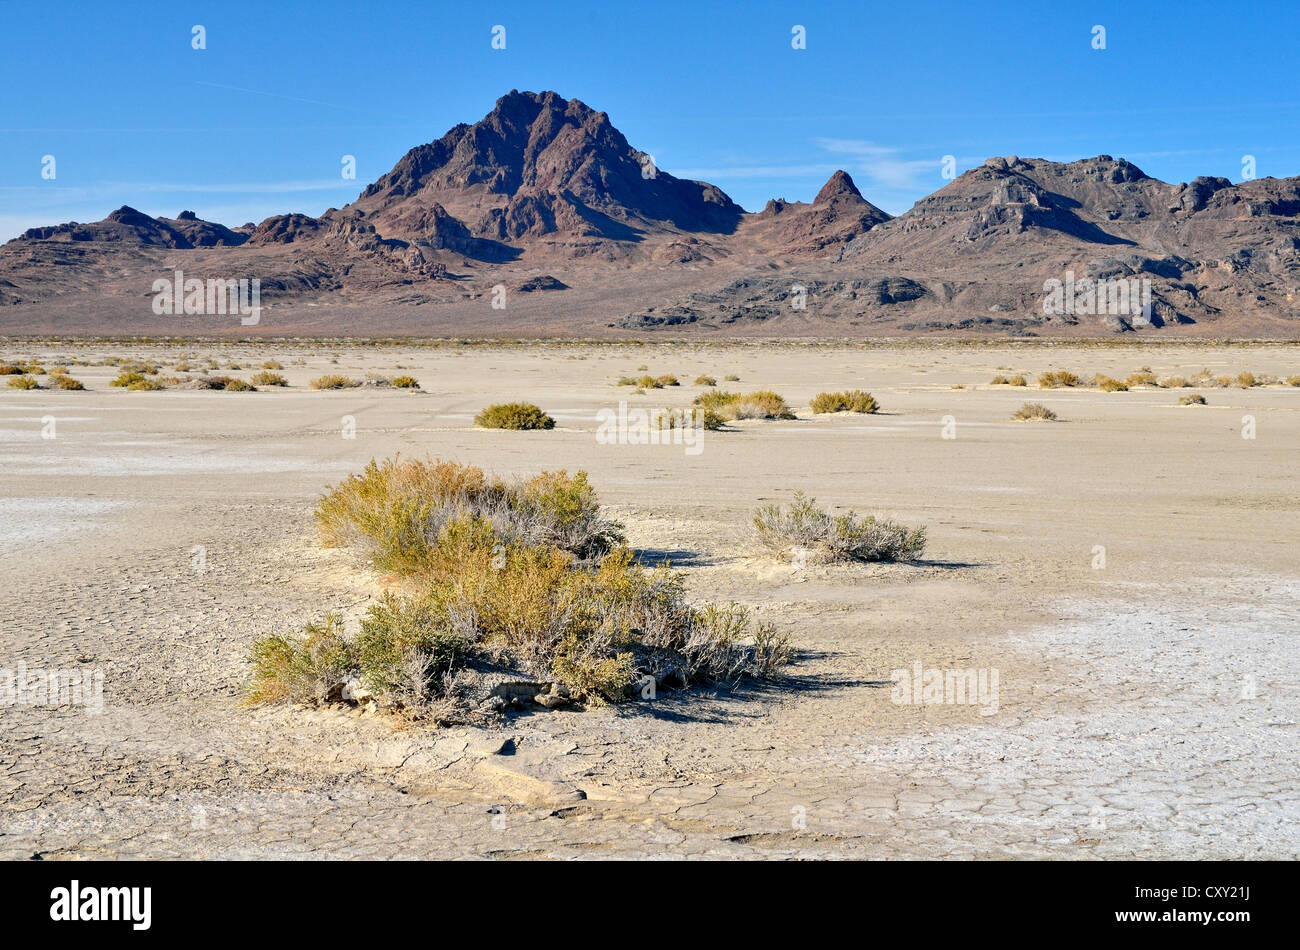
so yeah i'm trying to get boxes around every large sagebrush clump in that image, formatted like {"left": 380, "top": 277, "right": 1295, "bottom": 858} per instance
{"left": 315, "top": 457, "right": 625, "bottom": 570}
{"left": 250, "top": 461, "right": 792, "bottom": 720}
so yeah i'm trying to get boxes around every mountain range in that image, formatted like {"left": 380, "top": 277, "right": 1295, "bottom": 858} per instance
{"left": 3, "top": 89, "right": 1299, "bottom": 337}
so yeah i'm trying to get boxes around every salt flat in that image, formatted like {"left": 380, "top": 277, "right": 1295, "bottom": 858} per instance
{"left": 1, "top": 341, "right": 1296, "bottom": 859}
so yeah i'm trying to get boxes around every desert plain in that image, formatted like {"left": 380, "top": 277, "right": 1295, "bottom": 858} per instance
{"left": 1, "top": 339, "right": 1297, "bottom": 859}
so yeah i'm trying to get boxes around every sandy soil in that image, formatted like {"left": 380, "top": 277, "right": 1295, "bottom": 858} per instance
{"left": 1, "top": 341, "right": 1297, "bottom": 859}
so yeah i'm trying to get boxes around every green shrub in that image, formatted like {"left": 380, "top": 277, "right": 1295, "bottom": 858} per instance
{"left": 195, "top": 375, "right": 255, "bottom": 391}
{"left": 247, "top": 615, "right": 356, "bottom": 705}
{"left": 753, "top": 492, "right": 926, "bottom": 563}
{"left": 1038, "top": 370, "right": 1079, "bottom": 388}
{"left": 810, "top": 390, "right": 879, "bottom": 414}
{"left": 474, "top": 402, "right": 555, "bottom": 430}
{"left": 355, "top": 592, "right": 465, "bottom": 700}
{"left": 693, "top": 389, "right": 795, "bottom": 421}
{"left": 111, "top": 371, "right": 147, "bottom": 388}
{"left": 316, "top": 457, "right": 624, "bottom": 571}
{"left": 1013, "top": 402, "right": 1057, "bottom": 421}
{"left": 310, "top": 374, "right": 359, "bottom": 390}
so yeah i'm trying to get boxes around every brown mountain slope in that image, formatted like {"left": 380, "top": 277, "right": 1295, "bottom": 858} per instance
{"left": 1, "top": 94, "right": 1298, "bottom": 337}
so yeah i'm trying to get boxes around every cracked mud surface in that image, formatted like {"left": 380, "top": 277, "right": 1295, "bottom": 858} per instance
{"left": 2, "top": 342, "right": 1297, "bottom": 859}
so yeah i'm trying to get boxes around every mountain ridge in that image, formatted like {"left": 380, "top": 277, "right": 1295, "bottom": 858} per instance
{"left": 3, "top": 90, "right": 1298, "bottom": 338}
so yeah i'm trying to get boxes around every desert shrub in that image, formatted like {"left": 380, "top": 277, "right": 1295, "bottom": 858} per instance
{"left": 1125, "top": 371, "right": 1158, "bottom": 387}
{"left": 724, "top": 374, "right": 740, "bottom": 381}
{"left": 1013, "top": 402, "right": 1057, "bottom": 421}
{"left": 635, "top": 374, "right": 664, "bottom": 389}
{"left": 421, "top": 536, "right": 782, "bottom": 699}
{"left": 315, "top": 457, "right": 624, "bottom": 570}
{"left": 251, "top": 371, "right": 288, "bottom": 386}
{"left": 191, "top": 375, "right": 255, "bottom": 391}
{"left": 990, "top": 375, "right": 1009, "bottom": 385}
{"left": 1008, "top": 375, "right": 1027, "bottom": 386}
{"left": 7, "top": 375, "right": 39, "bottom": 390}
{"left": 474, "top": 402, "right": 555, "bottom": 430}
{"left": 1287, "top": 376, "right": 1300, "bottom": 387}
{"left": 0, "top": 364, "right": 22, "bottom": 375}
{"left": 753, "top": 492, "right": 926, "bottom": 564}
{"left": 310, "top": 374, "right": 359, "bottom": 390}
{"left": 127, "top": 378, "right": 165, "bottom": 391}
{"left": 694, "top": 375, "right": 717, "bottom": 386}
{"left": 671, "top": 407, "right": 724, "bottom": 430}
{"left": 693, "top": 389, "right": 795, "bottom": 421}
{"left": 1180, "top": 394, "right": 1207, "bottom": 405}
{"left": 261, "top": 361, "right": 284, "bottom": 370}
{"left": 617, "top": 376, "right": 637, "bottom": 386}
{"left": 1038, "top": 370, "right": 1080, "bottom": 389}
{"left": 48, "top": 366, "right": 69, "bottom": 375}
{"left": 1095, "top": 375, "right": 1128, "bottom": 392}
{"left": 354, "top": 592, "right": 466, "bottom": 699}
{"left": 118, "top": 360, "right": 159, "bottom": 376}
{"left": 246, "top": 615, "right": 356, "bottom": 705}
{"left": 810, "top": 390, "right": 879, "bottom": 413}
{"left": 111, "top": 371, "right": 147, "bottom": 388}
{"left": 391, "top": 375, "right": 420, "bottom": 389}
{"left": 1236, "top": 371, "right": 1258, "bottom": 388}
{"left": 1158, "top": 375, "right": 1189, "bottom": 388}
{"left": 254, "top": 477, "right": 790, "bottom": 713}
{"left": 656, "top": 374, "right": 680, "bottom": 387}
{"left": 51, "top": 375, "right": 85, "bottom": 390}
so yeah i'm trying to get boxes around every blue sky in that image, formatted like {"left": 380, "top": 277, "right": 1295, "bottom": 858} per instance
{"left": 3, "top": 0, "right": 1298, "bottom": 241}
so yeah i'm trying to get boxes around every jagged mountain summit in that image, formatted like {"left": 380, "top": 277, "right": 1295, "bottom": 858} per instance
{"left": 2, "top": 92, "right": 1298, "bottom": 337}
